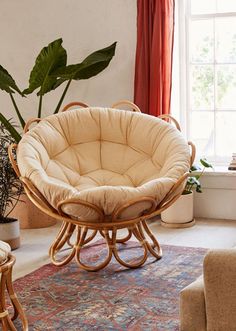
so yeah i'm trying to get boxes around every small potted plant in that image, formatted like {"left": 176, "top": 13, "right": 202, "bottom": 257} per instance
{"left": 0, "top": 122, "right": 22, "bottom": 249}
{"left": 161, "top": 158, "right": 213, "bottom": 228}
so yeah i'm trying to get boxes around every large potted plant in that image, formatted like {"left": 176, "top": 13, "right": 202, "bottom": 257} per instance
{"left": 0, "top": 123, "right": 22, "bottom": 249}
{"left": 0, "top": 38, "right": 116, "bottom": 141}
{"left": 161, "top": 159, "right": 213, "bottom": 228}
{"left": 0, "top": 38, "right": 116, "bottom": 228}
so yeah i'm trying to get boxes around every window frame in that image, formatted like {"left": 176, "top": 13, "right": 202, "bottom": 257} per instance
{"left": 176, "top": 0, "right": 236, "bottom": 165}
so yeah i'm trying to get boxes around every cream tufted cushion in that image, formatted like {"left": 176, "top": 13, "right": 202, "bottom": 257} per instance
{"left": 0, "top": 240, "right": 11, "bottom": 266}
{"left": 17, "top": 108, "right": 190, "bottom": 221}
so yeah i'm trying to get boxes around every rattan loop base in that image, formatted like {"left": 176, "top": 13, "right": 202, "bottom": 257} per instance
{"left": 49, "top": 220, "right": 162, "bottom": 271}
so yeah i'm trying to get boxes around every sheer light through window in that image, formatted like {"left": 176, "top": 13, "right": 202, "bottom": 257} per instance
{"left": 187, "top": 0, "right": 236, "bottom": 163}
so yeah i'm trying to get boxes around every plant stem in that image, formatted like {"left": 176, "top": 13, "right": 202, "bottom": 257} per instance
{"left": 38, "top": 94, "right": 43, "bottom": 118}
{"left": 54, "top": 80, "right": 72, "bottom": 114}
{"left": 9, "top": 92, "right": 25, "bottom": 129}
{"left": 198, "top": 167, "right": 205, "bottom": 180}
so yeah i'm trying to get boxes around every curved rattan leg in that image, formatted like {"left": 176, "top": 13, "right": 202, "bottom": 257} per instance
{"left": 49, "top": 222, "right": 77, "bottom": 266}
{"left": 83, "top": 230, "right": 98, "bottom": 245}
{"left": 55, "top": 222, "right": 76, "bottom": 251}
{"left": 66, "top": 225, "right": 96, "bottom": 247}
{"left": 141, "top": 220, "right": 162, "bottom": 259}
{"left": 99, "top": 228, "right": 132, "bottom": 244}
{"left": 115, "top": 228, "right": 132, "bottom": 243}
{"left": 0, "top": 271, "right": 18, "bottom": 331}
{"left": 113, "top": 225, "right": 149, "bottom": 268}
{"left": 76, "top": 227, "right": 113, "bottom": 271}
{"left": 6, "top": 264, "right": 28, "bottom": 330}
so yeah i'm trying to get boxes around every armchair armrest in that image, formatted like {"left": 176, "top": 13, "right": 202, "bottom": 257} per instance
{"left": 180, "top": 276, "right": 206, "bottom": 331}
{"left": 204, "top": 249, "right": 236, "bottom": 331}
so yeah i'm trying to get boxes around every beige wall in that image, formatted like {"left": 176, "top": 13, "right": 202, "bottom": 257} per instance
{"left": 0, "top": 0, "right": 137, "bottom": 121}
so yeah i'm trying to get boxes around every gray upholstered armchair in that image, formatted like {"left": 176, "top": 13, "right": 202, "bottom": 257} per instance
{"left": 180, "top": 249, "right": 236, "bottom": 331}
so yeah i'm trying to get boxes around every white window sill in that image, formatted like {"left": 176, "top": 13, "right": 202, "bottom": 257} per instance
{"left": 192, "top": 167, "right": 236, "bottom": 189}
{"left": 199, "top": 166, "right": 236, "bottom": 177}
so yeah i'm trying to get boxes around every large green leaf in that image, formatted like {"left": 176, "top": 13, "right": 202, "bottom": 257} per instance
{"left": 0, "top": 65, "right": 23, "bottom": 95}
{"left": 190, "top": 164, "right": 201, "bottom": 172}
{"left": 200, "top": 158, "right": 213, "bottom": 168}
{"left": 52, "top": 42, "right": 117, "bottom": 82}
{"left": 23, "top": 38, "right": 67, "bottom": 96}
{"left": 0, "top": 113, "right": 21, "bottom": 143}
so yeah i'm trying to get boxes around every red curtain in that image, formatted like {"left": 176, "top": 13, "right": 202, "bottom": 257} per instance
{"left": 134, "top": 0, "right": 175, "bottom": 116}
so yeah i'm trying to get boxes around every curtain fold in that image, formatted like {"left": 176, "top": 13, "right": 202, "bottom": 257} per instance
{"left": 134, "top": 0, "right": 175, "bottom": 116}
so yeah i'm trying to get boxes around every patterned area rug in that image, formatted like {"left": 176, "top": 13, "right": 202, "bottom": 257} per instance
{"left": 13, "top": 241, "right": 207, "bottom": 331}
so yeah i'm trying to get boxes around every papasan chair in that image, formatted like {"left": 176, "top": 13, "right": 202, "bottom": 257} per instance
{"left": 9, "top": 100, "right": 195, "bottom": 271}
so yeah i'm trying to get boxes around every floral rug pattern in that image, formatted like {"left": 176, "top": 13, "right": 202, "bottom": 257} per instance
{"left": 13, "top": 241, "right": 207, "bottom": 331}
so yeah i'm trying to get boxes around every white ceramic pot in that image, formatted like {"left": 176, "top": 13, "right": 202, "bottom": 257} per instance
{"left": 161, "top": 192, "right": 195, "bottom": 228}
{"left": 0, "top": 218, "right": 20, "bottom": 250}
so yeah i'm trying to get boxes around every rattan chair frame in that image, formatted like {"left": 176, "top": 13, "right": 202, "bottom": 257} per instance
{"left": 8, "top": 101, "right": 195, "bottom": 271}
{"left": 0, "top": 255, "right": 28, "bottom": 331}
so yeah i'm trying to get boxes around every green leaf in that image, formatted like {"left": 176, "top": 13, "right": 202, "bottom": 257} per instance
{"left": 200, "top": 158, "right": 213, "bottom": 168}
{"left": 196, "top": 185, "right": 202, "bottom": 193}
{"left": 190, "top": 164, "right": 201, "bottom": 172}
{"left": 23, "top": 38, "right": 67, "bottom": 96}
{"left": 52, "top": 42, "right": 117, "bottom": 82}
{"left": 0, "top": 65, "right": 23, "bottom": 95}
{"left": 0, "top": 113, "right": 21, "bottom": 143}
{"left": 187, "top": 177, "right": 200, "bottom": 186}
{"left": 182, "top": 190, "right": 192, "bottom": 195}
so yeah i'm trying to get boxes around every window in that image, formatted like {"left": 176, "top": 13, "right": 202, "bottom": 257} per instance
{"left": 174, "top": 0, "right": 236, "bottom": 165}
